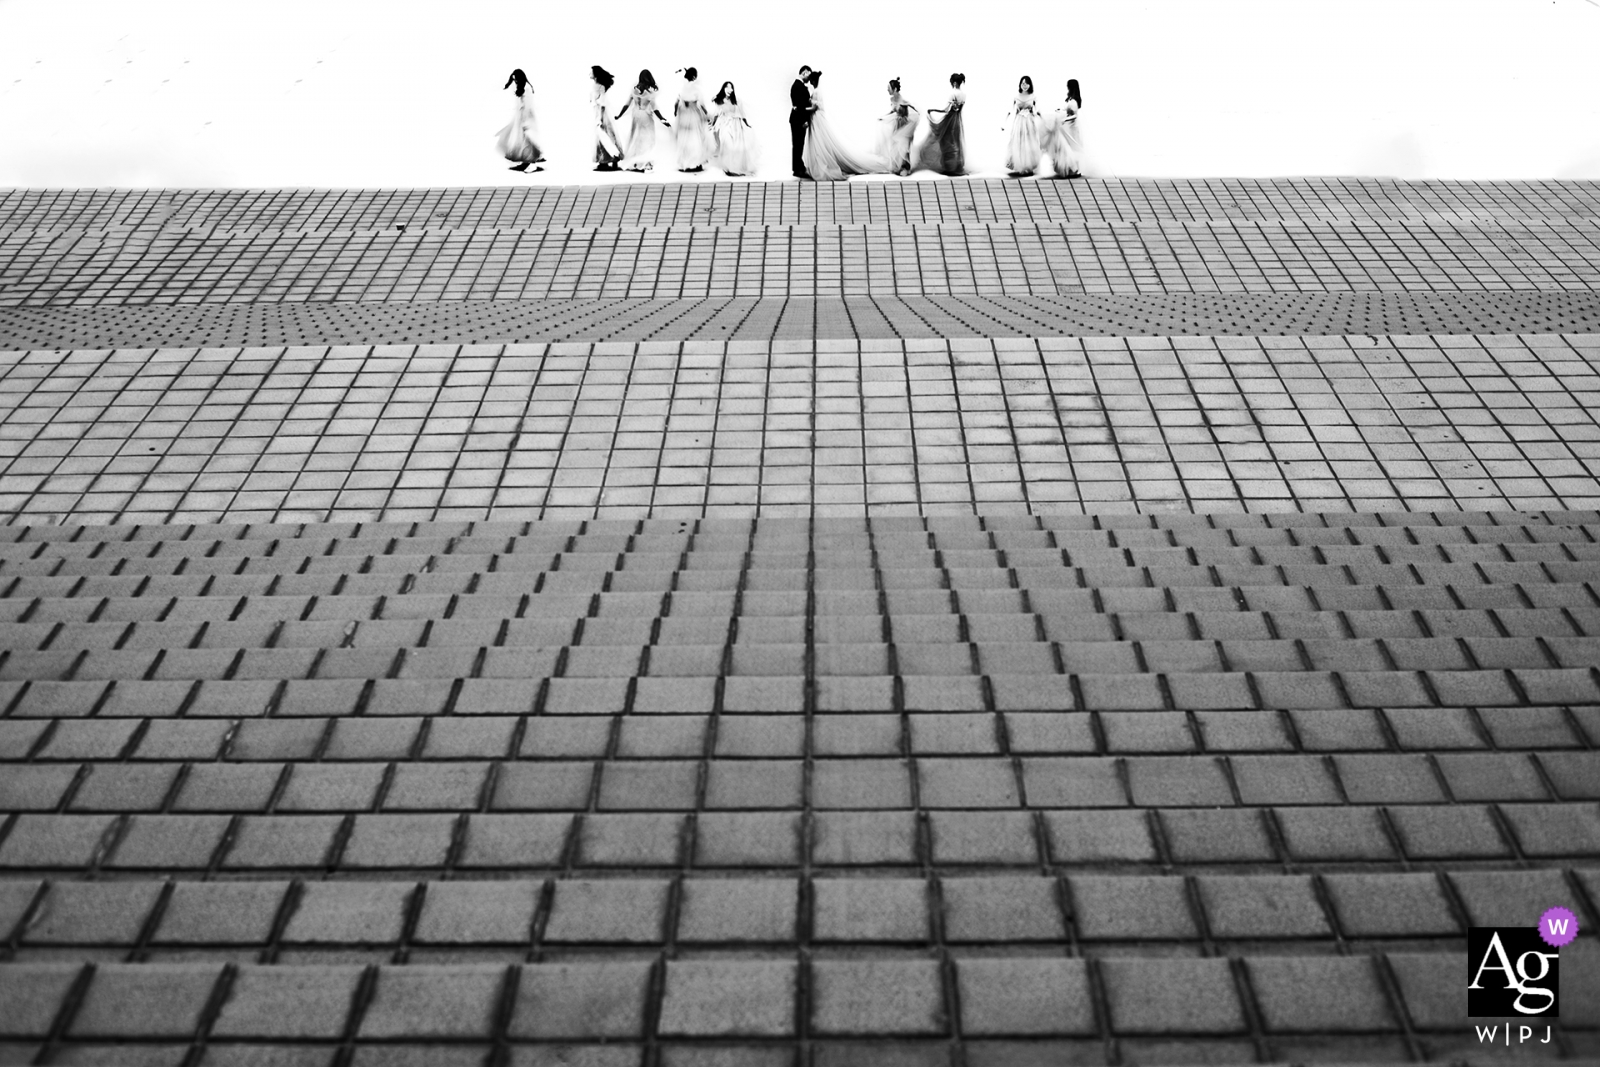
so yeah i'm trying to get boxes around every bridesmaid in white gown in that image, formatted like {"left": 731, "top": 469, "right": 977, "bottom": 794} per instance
{"left": 674, "top": 68, "right": 713, "bottom": 172}
{"left": 1005, "top": 76, "right": 1044, "bottom": 177}
{"left": 710, "top": 81, "right": 758, "bottom": 176}
{"left": 801, "top": 70, "right": 875, "bottom": 181}
{"left": 914, "top": 73, "right": 967, "bottom": 175}
{"left": 591, "top": 66, "right": 622, "bottom": 171}
{"left": 1044, "top": 78, "right": 1083, "bottom": 179}
{"left": 875, "top": 78, "right": 919, "bottom": 176}
{"left": 495, "top": 69, "right": 543, "bottom": 172}
{"left": 616, "top": 70, "right": 672, "bottom": 172}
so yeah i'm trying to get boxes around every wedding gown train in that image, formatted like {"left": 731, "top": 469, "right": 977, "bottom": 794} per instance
{"left": 914, "top": 89, "right": 966, "bottom": 175}
{"left": 875, "top": 92, "right": 918, "bottom": 174}
{"left": 803, "top": 88, "right": 876, "bottom": 181}
{"left": 712, "top": 101, "right": 758, "bottom": 175}
{"left": 621, "top": 88, "right": 660, "bottom": 171}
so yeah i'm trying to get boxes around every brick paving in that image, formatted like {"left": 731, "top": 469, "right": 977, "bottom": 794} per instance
{"left": 1, "top": 178, "right": 1598, "bottom": 1065}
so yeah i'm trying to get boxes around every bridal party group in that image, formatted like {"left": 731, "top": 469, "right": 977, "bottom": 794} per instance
{"left": 495, "top": 66, "right": 1085, "bottom": 180}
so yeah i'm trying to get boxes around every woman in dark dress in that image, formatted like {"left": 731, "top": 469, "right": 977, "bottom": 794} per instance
{"left": 914, "top": 72, "right": 967, "bottom": 175}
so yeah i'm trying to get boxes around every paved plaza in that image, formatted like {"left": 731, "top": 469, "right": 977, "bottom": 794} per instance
{"left": 0, "top": 178, "right": 1598, "bottom": 1066}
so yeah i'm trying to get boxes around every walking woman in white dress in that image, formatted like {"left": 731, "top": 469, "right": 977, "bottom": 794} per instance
{"left": 495, "top": 69, "right": 543, "bottom": 172}
{"left": 1005, "top": 76, "right": 1044, "bottom": 177}
{"left": 1044, "top": 78, "right": 1083, "bottom": 179}
{"left": 914, "top": 73, "right": 967, "bottom": 175}
{"left": 616, "top": 70, "right": 671, "bottom": 172}
{"left": 591, "top": 66, "right": 622, "bottom": 172}
{"left": 875, "top": 78, "right": 919, "bottom": 176}
{"left": 674, "top": 68, "right": 713, "bottom": 172}
{"left": 710, "top": 81, "right": 758, "bottom": 176}
{"left": 802, "top": 70, "right": 875, "bottom": 181}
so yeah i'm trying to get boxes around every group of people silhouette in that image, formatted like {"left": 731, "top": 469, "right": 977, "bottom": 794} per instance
{"left": 496, "top": 66, "right": 1084, "bottom": 180}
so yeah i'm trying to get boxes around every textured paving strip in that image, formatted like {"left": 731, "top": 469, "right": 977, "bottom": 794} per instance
{"left": 5, "top": 293, "right": 1600, "bottom": 347}
{"left": 0, "top": 177, "right": 1597, "bottom": 1064}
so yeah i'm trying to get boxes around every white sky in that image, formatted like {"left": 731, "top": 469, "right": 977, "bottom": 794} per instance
{"left": 1, "top": 0, "right": 1598, "bottom": 187}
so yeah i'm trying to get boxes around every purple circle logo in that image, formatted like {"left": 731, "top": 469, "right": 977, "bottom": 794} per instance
{"left": 1538, "top": 906, "right": 1579, "bottom": 948}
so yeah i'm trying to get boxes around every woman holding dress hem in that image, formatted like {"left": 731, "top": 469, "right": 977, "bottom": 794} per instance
{"left": 1044, "top": 78, "right": 1083, "bottom": 179}
{"left": 617, "top": 70, "right": 672, "bottom": 172}
{"left": 495, "top": 68, "right": 543, "bottom": 172}
{"left": 591, "top": 66, "right": 622, "bottom": 171}
{"left": 875, "top": 78, "right": 918, "bottom": 176}
{"left": 914, "top": 73, "right": 967, "bottom": 176}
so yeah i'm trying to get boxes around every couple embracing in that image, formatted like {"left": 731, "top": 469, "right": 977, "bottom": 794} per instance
{"left": 788, "top": 64, "right": 875, "bottom": 181}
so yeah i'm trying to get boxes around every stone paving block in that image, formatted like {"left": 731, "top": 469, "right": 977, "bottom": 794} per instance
{"left": 457, "top": 813, "right": 571, "bottom": 867}
{"left": 1322, "top": 873, "right": 1460, "bottom": 937}
{"left": 814, "top": 878, "right": 929, "bottom": 942}
{"left": 69, "top": 763, "right": 180, "bottom": 812}
{"left": 695, "top": 812, "right": 802, "bottom": 866}
{"left": 0, "top": 879, "right": 42, "bottom": 941}
{"left": 1333, "top": 754, "right": 1448, "bottom": 804}
{"left": 70, "top": 962, "right": 223, "bottom": 1038}
{"left": 956, "top": 958, "right": 1095, "bottom": 1037}
{"left": 223, "top": 814, "right": 343, "bottom": 869}
{"left": 1160, "top": 808, "right": 1276, "bottom": 863}
{"left": 1288, "top": 708, "right": 1389, "bottom": 750}
{"left": 814, "top": 716, "right": 901, "bottom": 756}
{"left": 812, "top": 759, "right": 913, "bottom": 809}
{"left": 508, "top": 961, "right": 653, "bottom": 1040}
{"left": 1020, "top": 758, "right": 1126, "bottom": 808}
{"left": 1384, "top": 953, "right": 1464, "bottom": 1031}
{"left": 1274, "top": 806, "right": 1397, "bottom": 861}
{"left": 543, "top": 880, "right": 669, "bottom": 943}
{"left": 1228, "top": 754, "right": 1342, "bottom": 804}
{"left": 1196, "top": 875, "right": 1330, "bottom": 939}
{"left": 658, "top": 961, "right": 797, "bottom": 1037}
{"left": 677, "top": 879, "right": 797, "bottom": 943}
{"left": 942, "top": 876, "right": 1066, "bottom": 942}
{"left": 152, "top": 880, "right": 289, "bottom": 944}
{"left": 23, "top": 881, "right": 163, "bottom": 945}
{"left": 1245, "top": 956, "right": 1397, "bottom": 1032}
{"left": 575, "top": 813, "right": 685, "bottom": 866}
{"left": 1100, "top": 958, "right": 1244, "bottom": 1034}
{"left": 339, "top": 813, "right": 456, "bottom": 868}
{"left": 382, "top": 762, "right": 489, "bottom": 810}
{"left": 0, "top": 963, "right": 85, "bottom": 1038}
{"left": 1385, "top": 707, "right": 1487, "bottom": 750}
{"left": 104, "top": 813, "right": 232, "bottom": 869}
{"left": 358, "top": 965, "right": 505, "bottom": 1039}
{"left": 174, "top": 762, "right": 284, "bottom": 812}
{"left": 1003, "top": 712, "right": 1097, "bottom": 753}
{"left": 917, "top": 757, "right": 1021, "bottom": 808}
{"left": 413, "top": 880, "right": 540, "bottom": 945}
{"left": 812, "top": 811, "right": 920, "bottom": 866}
{"left": 1434, "top": 752, "right": 1549, "bottom": 801}
{"left": 597, "top": 760, "right": 699, "bottom": 810}
{"left": 1125, "top": 756, "right": 1234, "bottom": 806}
{"left": 811, "top": 960, "right": 945, "bottom": 1037}
{"left": 1388, "top": 805, "right": 1513, "bottom": 859}
{"left": 283, "top": 881, "right": 413, "bottom": 944}
{"left": 211, "top": 964, "right": 364, "bottom": 1040}
{"left": 492, "top": 762, "right": 595, "bottom": 810}
{"left": 1500, "top": 801, "right": 1600, "bottom": 856}
{"left": 1538, "top": 751, "right": 1600, "bottom": 798}
{"left": 1043, "top": 810, "right": 1157, "bottom": 863}
{"left": 704, "top": 761, "right": 803, "bottom": 809}
{"left": 1069, "top": 876, "right": 1198, "bottom": 941}
{"left": 0, "top": 763, "right": 80, "bottom": 810}
{"left": 928, "top": 811, "right": 1039, "bottom": 865}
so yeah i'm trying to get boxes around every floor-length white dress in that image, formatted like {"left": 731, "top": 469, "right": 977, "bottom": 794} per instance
{"left": 621, "top": 87, "right": 661, "bottom": 171}
{"left": 674, "top": 82, "right": 713, "bottom": 170}
{"left": 802, "top": 87, "right": 876, "bottom": 181}
{"left": 712, "top": 101, "right": 758, "bottom": 175}
{"left": 1005, "top": 92, "right": 1043, "bottom": 175}
{"left": 1044, "top": 99, "right": 1082, "bottom": 178}
{"left": 495, "top": 90, "right": 542, "bottom": 164}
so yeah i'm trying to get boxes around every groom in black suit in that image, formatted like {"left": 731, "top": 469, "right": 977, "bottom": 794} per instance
{"left": 790, "top": 65, "right": 814, "bottom": 180}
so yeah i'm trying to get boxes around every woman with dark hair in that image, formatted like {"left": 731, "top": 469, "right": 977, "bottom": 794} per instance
{"left": 673, "top": 67, "right": 713, "bottom": 172}
{"left": 591, "top": 66, "right": 622, "bottom": 171}
{"left": 914, "top": 73, "right": 967, "bottom": 176}
{"left": 1044, "top": 78, "right": 1083, "bottom": 179}
{"left": 710, "top": 81, "right": 758, "bottom": 176}
{"left": 801, "top": 69, "right": 875, "bottom": 181}
{"left": 495, "top": 69, "right": 543, "bottom": 172}
{"left": 1004, "top": 75, "right": 1043, "bottom": 177}
{"left": 875, "top": 77, "right": 918, "bottom": 176}
{"left": 616, "top": 69, "right": 671, "bottom": 172}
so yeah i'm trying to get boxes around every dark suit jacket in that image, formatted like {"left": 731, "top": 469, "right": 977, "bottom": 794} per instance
{"left": 789, "top": 79, "right": 811, "bottom": 117}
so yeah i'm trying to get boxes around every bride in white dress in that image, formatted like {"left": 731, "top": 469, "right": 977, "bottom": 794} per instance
{"left": 1005, "top": 76, "right": 1044, "bottom": 176}
{"left": 673, "top": 67, "right": 713, "bottom": 172}
{"left": 801, "top": 70, "right": 876, "bottom": 181}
